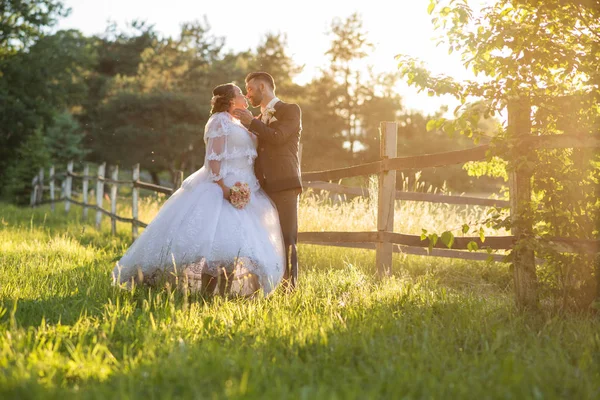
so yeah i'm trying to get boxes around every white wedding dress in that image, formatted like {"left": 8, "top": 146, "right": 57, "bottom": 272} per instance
{"left": 112, "top": 112, "right": 285, "bottom": 295}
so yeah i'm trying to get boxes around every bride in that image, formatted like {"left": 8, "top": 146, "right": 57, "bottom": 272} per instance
{"left": 112, "top": 83, "right": 285, "bottom": 296}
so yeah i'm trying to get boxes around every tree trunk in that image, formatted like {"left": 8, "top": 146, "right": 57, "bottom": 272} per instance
{"left": 508, "top": 97, "right": 538, "bottom": 310}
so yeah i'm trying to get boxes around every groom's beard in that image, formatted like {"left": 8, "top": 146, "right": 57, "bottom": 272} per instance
{"left": 248, "top": 93, "right": 262, "bottom": 108}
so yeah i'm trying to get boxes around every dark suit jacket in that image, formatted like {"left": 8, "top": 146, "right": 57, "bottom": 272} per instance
{"left": 246, "top": 100, "right": 302, "bottom": 193}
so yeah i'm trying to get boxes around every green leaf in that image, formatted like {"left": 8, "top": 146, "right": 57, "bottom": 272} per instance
{"left": 441, "top": 231, "right": 455, "bottom": 249}
{"left": 479, "top": 227, "right": 486, "bottom": 243}
{"left": 462, "top": 224, "right": 470, "bottom": 234}
{"left": 420, "top": 228, "right": 428, "bottom": 241}
{"left": 426, "top": 119, "right": 437, "bottom": 132}
{"left": 428, "top": 233, "right": 438, "bottom": 254}
{"left": 427, "top": 1, "right": 435, "bottom": 15}
{"left": 467, "top": 241, "right": 479, "bottom": 252}
{"left": 430, "top": 233, "right": 439, "bottom": 247}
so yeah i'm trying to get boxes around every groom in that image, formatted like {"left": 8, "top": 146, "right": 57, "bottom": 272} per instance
{"left": 233, "top": 72, "right": 302, "bottom": 290}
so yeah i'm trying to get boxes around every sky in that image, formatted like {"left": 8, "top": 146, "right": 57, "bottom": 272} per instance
{"left": 55, "top": 0, "right": 489, "bottom": 116}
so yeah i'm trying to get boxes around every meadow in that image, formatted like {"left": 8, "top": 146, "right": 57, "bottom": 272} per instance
{"left": 0, "top": 192, "right": 599, "bottom": 399}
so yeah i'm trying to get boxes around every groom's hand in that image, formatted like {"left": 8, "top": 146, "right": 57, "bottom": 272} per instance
{"left": 233, "top": 108, "right": 254, "bottom": 126}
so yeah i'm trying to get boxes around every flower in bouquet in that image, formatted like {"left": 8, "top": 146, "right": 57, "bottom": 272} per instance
{"left": 229, "top": 182, "right": 251, "bottom": 209}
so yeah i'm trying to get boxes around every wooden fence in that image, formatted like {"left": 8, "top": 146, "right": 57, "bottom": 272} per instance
{"left": 31, "top": 162, "right": 182, "bottom": 240}
{"left": 30, "top": 102, "right": 599, "bottom": 308}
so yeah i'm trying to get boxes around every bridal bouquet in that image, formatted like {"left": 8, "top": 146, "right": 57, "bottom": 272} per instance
{"left": 229, "top": 182, "right": 251, "bottom": 209}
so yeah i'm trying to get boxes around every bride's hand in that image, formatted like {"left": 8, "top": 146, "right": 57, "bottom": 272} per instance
{"left": 220, "top": 185, "right": 231, "bottom": 200}
{"left": 215, "top": 180, "right": 230, "bottom": 200}
{"left": 233, "top": 108, "right": 254, "bottom": 126}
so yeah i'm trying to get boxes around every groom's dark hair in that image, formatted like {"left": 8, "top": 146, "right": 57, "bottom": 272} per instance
{"left": 246, "top": 72, "right": 276, "bottom": 91}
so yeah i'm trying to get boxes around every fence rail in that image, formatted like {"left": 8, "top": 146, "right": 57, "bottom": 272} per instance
{"left": 298, "top": 231, "right": 597, "bottom": 255}
{"left": 303, "top": 181, "right": 510, "bottom": 208}
{"left": 299, "top": 240, "right": 508, "bottom": 262}
{"left": 298, "top": 231, "right": 512, "bottom": 250}
{"left": 32, "top": 162, "right": 175, "bottom": 232}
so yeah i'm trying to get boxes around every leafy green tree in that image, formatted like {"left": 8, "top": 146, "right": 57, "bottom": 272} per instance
{"left": 298, "top": 74, "right": 349, "bottom": 171}
{"left": 109, "top": 19, "right": 225, "bottom": 95}
{"left": 0, "top": 29, "right": 94, "bottom": 194}
{"left": 320, "top": 14, "right": 406, "bottom": 166}
{"left": 248, "top": 33, "right": 303, "bottom": 98}
{"left": 95, "top": 20, "right": 159, "bottom": 77}
{"left": 89, "top": 91, "right": 207, "bottom": 184}
{"left": 325, "top": 13, "right": 373, "bottom": 156}
{"left": 0, "top": 0, "right": 68, "bottom": 57}
{"left": 398, "top": 0, "right": 600, "bottom": 309}
{"left": 355, "top": 72, "right": 404, "bottom": 164}
{"left": 80, "top": 21, "right": 159, "bottom": 130}
{"left": 2, "top": 129, "right": 51, "bottom": 204}
{"left": 1, "top": 0, "right": 73, "bottom": 186}
{"left": 86, "top": 20, "right": 232, "bottom": 178}
{"left": 46, "top": 111, "right": 90, "bottom": 166}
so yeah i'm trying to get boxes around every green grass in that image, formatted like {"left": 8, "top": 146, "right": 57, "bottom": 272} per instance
{"left": 1, "top": 200, "right": 599, "bottom": 399}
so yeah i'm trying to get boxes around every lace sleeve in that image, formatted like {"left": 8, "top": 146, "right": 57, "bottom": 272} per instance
{"left": 204, "top": 113, "right": 230, "bottom": 181}
{"left": 206, "top": 136, "right": 226, "bottom": 181}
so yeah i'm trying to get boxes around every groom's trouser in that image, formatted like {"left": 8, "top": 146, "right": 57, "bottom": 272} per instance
{"left": 267, "top": 189, "right": 300, "bottom": 287}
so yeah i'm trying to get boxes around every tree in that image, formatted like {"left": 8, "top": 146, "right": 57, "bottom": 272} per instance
{"left": 298, "top": 74, "right": 348, "bottom": 171}
{"left": 0, "top": 0, "right": 75, "bottom": 191}
{"left": 46, "top": 111, "right": 90, "bottom": 166}
{"left": 110, "top": 19, "right": 225, "bottom": 95}
{"left": 320, "top": 13, "right": 406, "bottom": 166}
{"left": 0, "top": 29, "right": 94, "bottom": 195}
{"left": 85, "top": 20, "right": 232, "bottom": 179}
{"left": 89, "top": 91, "right": 207, "bottom": 184}
{"left": 398, "top": 0, "right": 600, "bottom": 309}
{"left": 249, "top": 33, "right": 303, "bottom": 98}
{"left": 394, "top": 107, "right": 503, "bottom": 193}
{"left": 325, "top": 13, "right": 373, "bottom": 156}
{"left": 2, "top": 129, "right": 51, "bottom": 204}
{"left": 0, "top": 0, "right": 68, "bottom": 57}
{"left": 355, "top": 71, "right": 404, "bottom": 164}
{"left": 80, "top": 21, "right": 160, "bottom": 131}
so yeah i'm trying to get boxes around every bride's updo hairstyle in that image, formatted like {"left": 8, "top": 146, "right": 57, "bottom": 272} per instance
{"left": 210, "top": 83, "right": 237, "bottom": 115}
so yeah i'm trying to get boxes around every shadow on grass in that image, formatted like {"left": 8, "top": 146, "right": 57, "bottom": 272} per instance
{"left": 4, "top": 284, "right": 598, "bottom": 400}
{"left": 1, "top": 264, "right": 111, "bottom": 327}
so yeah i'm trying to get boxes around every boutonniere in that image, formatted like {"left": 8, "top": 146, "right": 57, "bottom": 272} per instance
{"left": 264, "top": 107, "right": 276, "bottom": 121}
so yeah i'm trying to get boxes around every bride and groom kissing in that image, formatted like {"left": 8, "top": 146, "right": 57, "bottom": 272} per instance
{"left": 112, "top": 72, "right": 302, "bottom": 297}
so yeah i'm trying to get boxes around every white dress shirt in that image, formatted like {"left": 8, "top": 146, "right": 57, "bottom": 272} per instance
{"left": 261, "top": 97, "right": 280, "bottom": 124}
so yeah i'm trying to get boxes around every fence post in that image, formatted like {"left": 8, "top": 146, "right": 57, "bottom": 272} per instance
{"left": 60, "top": 177, "right": 65, "bottom": 201}
{"left": 96, "top": 162, "right": 106, "bottom": 229}
{"left": 508, "top": 97, "right": 537, "bottom": 309}
{"left": 65, "top": 161, "right": 73, "bottom": 213}
{"left": 132, "top": 164, "right": 140, "bottom": 241}
{"left": 49, "top": 165, "right": 55, "bottom": 212}
{"left": 173, "top": 169, "right": 184, "bottom": 191}
{"left": 37, "top": 168, "right": 44, "bottom": 204}
{"left": 31, "top": 176, "right": 38, "bottom": 207}
{"left": 110, "top": 165, "right": 119, "bottom": 235}
{"left": 82, "top": 163, "right": 89, "bottom": 219}
{"left": 376, "top": 122, "right": 398, "bottom": 277}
